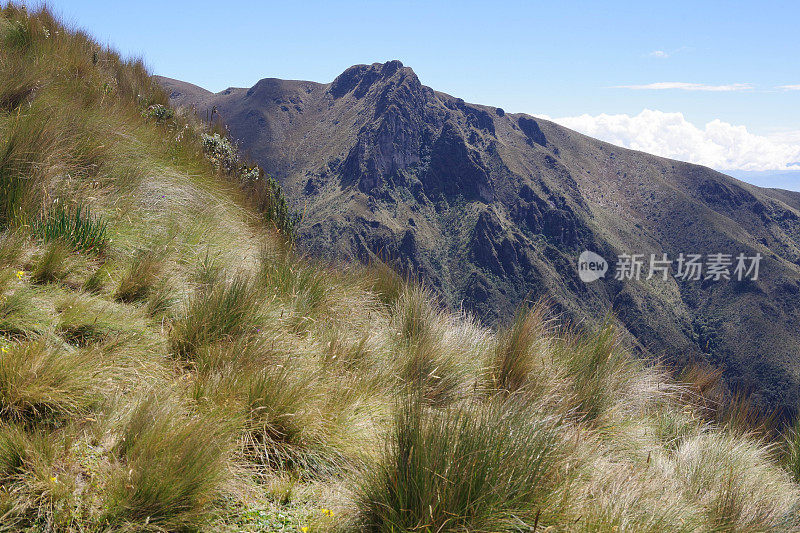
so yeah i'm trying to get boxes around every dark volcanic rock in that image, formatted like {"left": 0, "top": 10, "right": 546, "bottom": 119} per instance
{"left": 423, "top": 122, "right": 493, "bottom": 202}
{"left": 518, "top": 116, "right": 546, "bottom": 147}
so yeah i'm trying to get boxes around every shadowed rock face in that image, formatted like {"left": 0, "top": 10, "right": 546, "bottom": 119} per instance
{"left": 160, "top": 62, "right": 800, "bottom": 417}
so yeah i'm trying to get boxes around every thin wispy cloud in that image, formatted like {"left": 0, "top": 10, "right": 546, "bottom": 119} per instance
{"left": 778, "top": 84, "right": 800, "bottom": 91}
{"left": 613, "top": 82, "right": 753, "bottom": 92}
{"left": 645, "top": 46, "right": 690, "bottom": 59}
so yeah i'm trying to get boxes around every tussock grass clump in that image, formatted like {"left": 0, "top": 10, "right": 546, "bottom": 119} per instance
{"left": 170, "top": 273, "right": 259, "bottom": 357}
{"left": 0, "top": 422, "right": 62, "bottom": 524}
{"left": 0, "top": 423, "right": 40, "bottom": 482}
{"left": 363, "top": 257, "right": 407, "bottom": 308}
{"left": 191, "top": 339, "right": 359, "bottom": 478}
{"left": 784, "top": 418, "right": 800, "bottom": 483}
{"left": 243, "top": 362, "right": 343, "bottom": 475}
{"left": 0, "top": 340, "right": 99, "bottom": 424}
{"left": 82, "top": 262, "right": 111, "bottom": 294}
{"left": 55, "top": 293, "right": 143, "bottom": 347}
{"left": 0, "top": 111, "right": 55, "bottom": 227}
{"left": 670, "top": 432, "right": 799, "bottom": 530}
{"left": 114, "top": 248, "right": 166, "bottom": 303}
{"left": 489, "top": 303, "right": 549, "bottom": 395}
{"left": 392, "top": 286, "right": 476, "bottom": 406}
{"left": 258, "top": 250, "right": 331, "bottom": 332}
{"left": 0, "top": 50, "right": 37, "bottom": 111}
{"left": 0, "top": 423, "right": 86, "bottom": 531}
{"left": 680, "top": 363, "right": 778, "bottom": 436}
{"left": 355, "top": 397, "right": 563, "bottom": 532}
{"left": 400, "top": 338, "right": 467, "bottom": 407}
{"left": 554, "top": 321, "right": 635, "bottom": 422}
{"left": 0, "top": 270, "right": 48, "bottom": 336}
{"left": 0, "top": 230, "right": 24, "bottom": 267}
{"left": 145, "top": 276, "right": 179, "bottom": 318}
{"left": 394, "top": 285, "right": 438, "bottom": 345}
{"left": 105, "top": 395, "right": 231, "bottom": 530}
{"left": 30, "top": 239, "right": 70, "bottom": 284}
{"left": 191, "top": 249, "right": 222, "bottom": 290}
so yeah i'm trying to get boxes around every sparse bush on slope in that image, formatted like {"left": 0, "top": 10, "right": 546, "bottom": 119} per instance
{"left": 202, "top": 132, "right": 301, "bottom": 238}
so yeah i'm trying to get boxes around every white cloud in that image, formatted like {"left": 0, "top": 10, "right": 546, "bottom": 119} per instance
{"left": 613, "top": 82, "right": 753, "bottom": 92}
{"left": 648, "top": 50, "right": 669, "bottom": 58}
{"left": 778, "top": 84, "right": 800, "bottom": 91}
{"left": 537, "top": 109, "right": 800, "bottom": 171}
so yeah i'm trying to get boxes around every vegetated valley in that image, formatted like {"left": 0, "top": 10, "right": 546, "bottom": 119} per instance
{"left": 2, "top": 5, "right": 800, "bottom": 532}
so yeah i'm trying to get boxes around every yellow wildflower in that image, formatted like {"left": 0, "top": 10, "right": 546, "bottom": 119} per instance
{"left": 321, "top": 508, "right": 334, "bottom": 516}
{"left": 301, "top": 528, "right": 309, "bottom": 533}
{"left": 16, "top": 270, "right": 24, "bottom": 280}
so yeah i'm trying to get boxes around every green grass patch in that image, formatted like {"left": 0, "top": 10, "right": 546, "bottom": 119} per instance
{"left": 31, "top": 202, "right": 108, "bottom": 254}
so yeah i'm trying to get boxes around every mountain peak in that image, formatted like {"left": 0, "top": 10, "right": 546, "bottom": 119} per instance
{"left": 329, "top": 60, "right": 415, "bottom": 98}
{"left": 380, "top": 59, "right": 404, "bottom": 76}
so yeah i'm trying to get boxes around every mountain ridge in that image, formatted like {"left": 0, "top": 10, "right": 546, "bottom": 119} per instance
{"left": 160, "top": 61, "right": 800, "bottom": 415}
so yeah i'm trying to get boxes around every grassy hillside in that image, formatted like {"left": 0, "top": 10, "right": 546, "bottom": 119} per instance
{"left": 2, "top": 5, "right": 800, "bottom": 532}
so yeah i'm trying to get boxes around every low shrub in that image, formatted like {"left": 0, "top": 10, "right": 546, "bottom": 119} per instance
{"left": 143, "top": 103, "right": 174, "bottom": 123}
{"left": 201, "top": 133, "right": 238, "bottom": 174}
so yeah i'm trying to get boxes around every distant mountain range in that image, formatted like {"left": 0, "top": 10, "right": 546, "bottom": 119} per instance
{"left": 159, "top": 62, "right": 800, "bottom": 416}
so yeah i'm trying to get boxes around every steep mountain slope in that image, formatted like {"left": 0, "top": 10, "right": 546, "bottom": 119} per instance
{"left": 161, "top": 62, "right": 800, "bottom": 415}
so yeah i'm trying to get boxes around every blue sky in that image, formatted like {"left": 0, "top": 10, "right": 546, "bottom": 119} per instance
{"left": 41, "top": 0, "right": 800, "bottom": 175}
